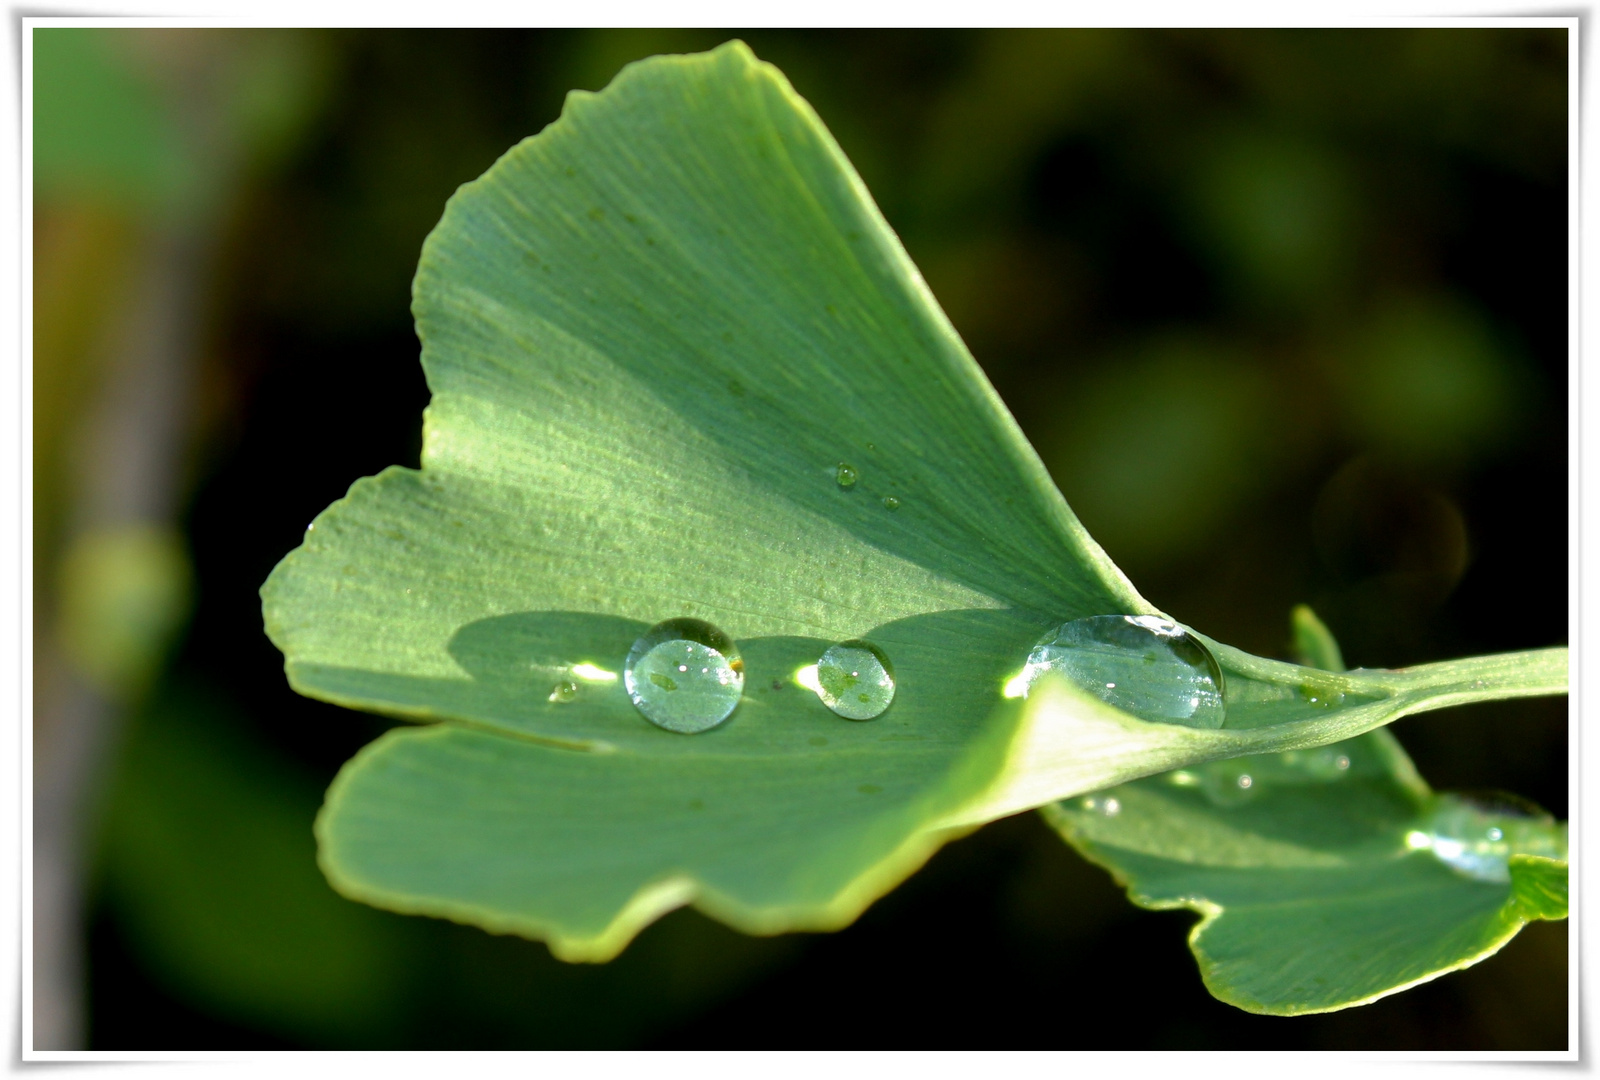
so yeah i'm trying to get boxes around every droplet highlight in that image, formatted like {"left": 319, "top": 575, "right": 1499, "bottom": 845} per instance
{"left": 623, "top": 618, "right": 744, "bottom": 733}
{"left": 811, "top": 640, "right": 895, "bottom": 720}
{"left": 1011, "top": 615, "right": 1225, "bottom": 728}
{"left": 835, "top": 462, "right": 859, "bottom": 488}
{"left": 881, "top": 495, "right": 900, "bottom": 510}
{"left": 548, "top": 680, "right": 578, "bottom": 703}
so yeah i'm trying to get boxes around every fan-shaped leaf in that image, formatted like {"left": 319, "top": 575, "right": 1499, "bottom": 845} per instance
{"left": 263, "top": 42, "right": 1567, "bottom": 963}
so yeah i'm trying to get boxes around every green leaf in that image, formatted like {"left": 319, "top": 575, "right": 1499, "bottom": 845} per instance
{"left": 1039, "top": 609, "right": 1567, "bottom": 1015}
{"left": 1290, "top": 602, "right": 1345, "bottom": 674}
{"left": 262, "top": 41, "right": 1567, "bottom": 961}
{"left": 1040, "top": 735, "right": 1567, "bottom": 1015}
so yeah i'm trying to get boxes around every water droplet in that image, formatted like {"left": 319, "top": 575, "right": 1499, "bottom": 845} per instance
{"left": 811, "top": 640, "right": 895, "bottom": 720}
{"left": 1102, "top": 797, "right": 1121, "bottom": 815}
{"left": 1412, "top": 792, "right": 1566, "bottom": 882}
{"left": 1335, "top": 755, "right": 1350, "bottom": 770}
{"left": 881, "top": 495, "right": 900, "bottom": 510}
{"left": 549, "top": 680, "right": 578, "bottom": 703}
{"left": 836, "top": 462, "right": 859, "bottom": 488}
{"left": 623, "top": 618, "right": 744, "bottom": 733}
{"left": 1011, "top": 615, "right": 1225, "bottom": 728}
{"left": 1298, "top": 684, "right": 1346, "bottom": 709}
{"left": 1236, "top": 774, "right": 1253, "bottom": 789}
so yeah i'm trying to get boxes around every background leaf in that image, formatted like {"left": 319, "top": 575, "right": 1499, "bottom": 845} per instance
{"left": 1040, "top": 609, "right": 1567, "bottom": 1015}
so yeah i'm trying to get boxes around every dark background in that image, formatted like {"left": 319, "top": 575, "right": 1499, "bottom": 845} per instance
{"left": 35, "top": 28, "right": 1568, "bottom": 1048}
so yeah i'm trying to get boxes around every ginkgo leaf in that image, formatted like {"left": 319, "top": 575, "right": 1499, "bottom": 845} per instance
{"left": 1041, "top": 729, "right": 1567, "bottom": 1014}
{"left": 262, "top": 41, "right": 1567, "bottom": 964}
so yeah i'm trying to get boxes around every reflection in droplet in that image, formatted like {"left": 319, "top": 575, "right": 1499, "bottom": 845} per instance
{"left": 1412, "top": 792, "right": 1567, "bottom": 883}
{"left": 549, "top": 680, "right": 578, "bottom": 703}
{"left": 812, "top": 640, "right": 896, "bottom": 720}
{"left": 1010, "top": 614, "right": 1226, "bottom": 728}
{"left": 623, "top": 618, "right": 744, "bottom": 733}
{"left": 836, "top": 462, "right": 859, "bottom": 488}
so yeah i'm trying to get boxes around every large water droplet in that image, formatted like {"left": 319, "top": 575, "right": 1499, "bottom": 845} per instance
{"left": 623, "top": 618, "right": 744, "bottom": 733}
{"left": 811, "top": 640, "right": 895, "bottom": 720}
{"left": 1408, "top": 792, "right": 1566, "bottom": 882}
{"left": 836, "top": 462, "right": 859, "bottom": 488}
{"left": 1012, "top": 615, "right": 1225, "bottom": 728}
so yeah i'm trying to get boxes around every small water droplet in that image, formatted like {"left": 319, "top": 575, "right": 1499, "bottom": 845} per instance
{"left": 1297, "top": 684, "right": 1346, "bottom": 708}
{"left": 771, "top": 678, "right": 786, "bottom": 691}
{"left": 836, "top": 462, "right": 859, "bottom": 488}
{"left": 1413, "top": 792, "right": 1565, "bottom": 882}
{"left": 1011, "top": 615, "right": 1225, "bottom": 728}
{"left": 811, "top": 640, "right": 895, "bottom": 720}
{"left": 1236, "top": 774, "right": 1253, "bottom": 789}
{"left": 624, "top": 618, "right": 744, "bottom": 733}
{"left": 549, "top": 680, "right": 578, "bottom": 703}
{"left": 881, "top": 495, "right": 900, "bottom": 510}
{"left": 1335, "top": 755, "right": 1350, "bottom": 770}
{"left": 1102, "top": 797, "right": 1121, "bottom": 816}
{"left": 866, "top": 442, "right": 877, "bottom": 452}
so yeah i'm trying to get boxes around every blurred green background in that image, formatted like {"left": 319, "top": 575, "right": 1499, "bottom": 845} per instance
{"left": 32, "top": 28, "right": 1567, "bottom": 1049}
